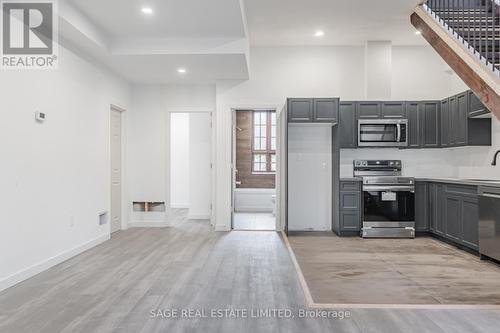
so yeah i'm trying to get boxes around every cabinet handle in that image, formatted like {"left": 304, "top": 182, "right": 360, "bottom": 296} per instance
{"left": 481, "top": 193, "right": 500, "bottom": 199}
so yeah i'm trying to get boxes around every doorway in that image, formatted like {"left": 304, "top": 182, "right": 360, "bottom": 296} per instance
{"left": 110, "top": 107, "right": 123, "bottom": 233}
{"left": 232, "top": 109, "right": 277, "bottom": 231}
{"left": 169, "top": 112, "right": 212, "bottom": 222}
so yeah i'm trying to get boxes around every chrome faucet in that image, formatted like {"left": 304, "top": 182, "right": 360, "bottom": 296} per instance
{"left": 493, "top": 150, "right": 500, "bottom": 166}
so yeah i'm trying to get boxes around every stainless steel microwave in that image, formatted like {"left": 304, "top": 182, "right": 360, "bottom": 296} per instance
{"left": 358, "top": 119, "right": 408, "bottom": 147}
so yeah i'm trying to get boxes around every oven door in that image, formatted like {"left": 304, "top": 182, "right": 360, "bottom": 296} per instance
{"left": 358, "top": 120, "right": 408, "bottom": 147}
{"left": 363, "top": 185, "right": 415, "bottom": 224}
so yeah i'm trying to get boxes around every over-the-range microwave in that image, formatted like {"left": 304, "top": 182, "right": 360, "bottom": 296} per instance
{"left": 358, "top": 119, "right": 408, "bottom": 147}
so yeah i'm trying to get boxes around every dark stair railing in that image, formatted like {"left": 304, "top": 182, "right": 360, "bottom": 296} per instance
{"left": 425, "top": 0, "right": 500, "bottom": 76}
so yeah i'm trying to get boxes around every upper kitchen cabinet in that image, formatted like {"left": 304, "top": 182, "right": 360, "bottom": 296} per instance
{"left": 287, "top": 98, "right": 339, "bottom": 123}
{"left": 287, "top": 98, "right": 313, "bottom": 122}
{"left": 357, "top": 102, "right": 381, "bottom": 119}
{"left": 381, "top": 102, "right": 406, "bottom": 119}
{"left": 468, "top": 90, "right": 490, "bottom": 118}
{"left": 314, "top": 98, "right": 339, "bottom": 123}
{"left": 452, "top": 91, "right": 468, "bottom": 146}
{"left": 440, "top": 98, "right": 451, "bottom": 148}
{"left": 339, "top": 102, "right": 357, "bottom": 148}
{"left": 420, "top": 101, "right": 441, "bottom": 148}
{"left": 406, "top": 101, "right": 421, "bottom": 148}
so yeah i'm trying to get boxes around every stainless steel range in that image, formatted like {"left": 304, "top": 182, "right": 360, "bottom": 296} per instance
{"left": 354, "top": 160, "right": 415, "bottom": 238}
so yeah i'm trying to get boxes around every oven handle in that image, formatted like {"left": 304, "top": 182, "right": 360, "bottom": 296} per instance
{"left": 363, "top": 185, "right": 415, "bottom": 192}
{"left": 397, "top": 123, "right": 401, "bottom": 142}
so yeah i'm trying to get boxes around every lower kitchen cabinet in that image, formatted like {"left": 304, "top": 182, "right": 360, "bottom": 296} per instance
{"left": 427, "top": 182, "right": 479, "bottom": 251}
{"left": 415, "top": 182, "right": 429, "bottom": 231}
{"left": 339, "top": 181, "right": 362, "bottom": 234}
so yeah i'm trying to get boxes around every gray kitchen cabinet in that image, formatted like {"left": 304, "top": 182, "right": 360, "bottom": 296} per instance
{"left": 440, "top": 98, "right": 450, "bottom": 147}
{"left": 415, "top": 182, "right": 429, "bottom": 231}
{"left": 461, "top": 196, "right": 479, "bottom": 250}
{"left": 406, "top": 101, "right": 421, "bottom": 148}
{"left": 339, "top": 102, "right": 357, "bottom": 148}
{"left": 429, "top": 183, "right": 446, "bottom": 236}
{"left": 287, "top": 98, "right": 339, "bottom": 123}
{"left": 381, "top": 102, "right": 406, "bottom": 119}
{"left": 339, "top": 181, "right": 362, "bottom": 234}
{"left": 287, "top": 98, "right": 313, "bottom": 122}
{"left": 357, "top": 102, "right": 381, "bottom": 119}
{"left": 453, "top": 92, "right": 468, "bottom": 146}
{"left": 445, "top": 194, "right": 462, "bottom": 242}
{"left": 314, "top": 98, "right": 339, "bottom": 123}
{"left": 421, "top": 101, "right": 441, "bottom": 148}
{"left": 468, "top": 90, "right": 490, "bottom": 118}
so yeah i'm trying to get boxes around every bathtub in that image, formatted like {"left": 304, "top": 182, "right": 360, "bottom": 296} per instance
{"left": 234, "top": 188, "right": 276, "bottom": 213}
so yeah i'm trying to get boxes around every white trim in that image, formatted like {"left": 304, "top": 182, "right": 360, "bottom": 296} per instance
{"left": 188, "top": 214, "right": 211, "bottom": 220}
{"left": 128, "top": 222, "right": 170, "bottom": 228}
{"left": 215, "top": 224, "right": 231, "bottom": 231}
{"left": 0, "top": 234, "right": 110, "bottom": 292}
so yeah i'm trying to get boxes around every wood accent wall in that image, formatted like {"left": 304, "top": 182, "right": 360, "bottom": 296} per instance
{"left": 236, "top": 111, "right": 275, "bottom": 189}
{"left": 411, "top": 11, "right": 500, "bottom": 120}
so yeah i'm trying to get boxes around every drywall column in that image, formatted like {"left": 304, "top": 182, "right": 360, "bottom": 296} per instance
{"left": 365, "top": 41, "right": 392, "bottom": 100}
{"left": 188, "top": 113, "right": 212, "bottom": 219}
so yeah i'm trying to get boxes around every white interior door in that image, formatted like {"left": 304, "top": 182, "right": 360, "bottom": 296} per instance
{"left": 110, "top": 109, "right": 122, "bottom": 233}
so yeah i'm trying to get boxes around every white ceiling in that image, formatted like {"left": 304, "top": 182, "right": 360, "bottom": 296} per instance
{"left": 245, "top": 0, "right": 425, "bottom": 46}
{"left": 59, "top": 0, "right": 426, "bottom": 85}
{"left": 68, "top": 0, "right": 246, "bottom": 39}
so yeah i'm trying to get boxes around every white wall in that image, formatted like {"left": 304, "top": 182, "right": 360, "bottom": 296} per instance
{"left": 215, "top": 45, "right": 460, "bottom": 230}
{"left": 0, "top": 45, "right": 131, "bottom": 291}
{"left": 127, "top": 84, "right": 215, "bottom": 221}
{"left": 170, "top": 113, "right": 190, "bottom": 208}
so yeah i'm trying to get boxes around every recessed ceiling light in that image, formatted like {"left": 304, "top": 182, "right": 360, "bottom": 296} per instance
{"left": 177, "top": 68, "right": 187, "bottom": 74}
{"left": 314, "top": 30, "right": 325, "bottom": 37}
{"left": 141, "top": 7, "right": 153, "bottom": 15}
{"left": 415, "top": 30, "right": 422, "bottom": 35}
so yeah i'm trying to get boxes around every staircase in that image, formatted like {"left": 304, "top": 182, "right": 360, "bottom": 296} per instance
{"left": 411, "top": 0, "right": 500, "bottom": 118}
{"left": 426, "top": 0, "right": 500, "bottom": 75}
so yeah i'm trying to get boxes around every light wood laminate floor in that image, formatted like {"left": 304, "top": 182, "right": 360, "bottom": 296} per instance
{"left": 1, "top": 213, "right": 500, "bottom": 332}
{"left": 289, "top": 233, "right": 500, "bottom": 305}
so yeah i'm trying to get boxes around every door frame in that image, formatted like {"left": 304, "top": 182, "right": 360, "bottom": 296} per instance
{"left": 230, "top": 106, "right": 282, "bottom": 232}
{"left": 109, "top": 104, "right": 127, "bottom": 233}
{"left": 165, "top": 107, "right": 215, "bottom": 226}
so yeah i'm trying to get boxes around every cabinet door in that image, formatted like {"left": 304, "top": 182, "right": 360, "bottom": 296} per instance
{"left": 455, "top": 92, "right": 468, "bottom": 146}
{"left": 440, "top": 98, "right": 450, "bottom": 147}
{"left": 421, "top": 101, "right": 440, "bottom": 148}
{"left": 448, "top": 95, "right": 457, "bottom": 146}
{"left": 461, "top": 196, "right": 479, "bottom": 250}
{"left": 357, "top": 102, "right": 381, "bottom": 119}
{"left": 406, "top": 102, "right": 421, "bottom": 148}
{"left": 340, "top": 211, "right": 361, "bottom": 232}
{"left": 445, "top": 195, "right": 462, "bottom": 242}
{"left": 436, "top": 184, "right": 446, "bottom": 236}
{"left": 339, "top": 102, "right": 357, "bottom": 148}
{"left": 381, "top": 102, "right": 406, "bottom": 119}
{"left": 313, "top": 98, "right": 338, "bottom": 123}
{"left": 287, "top": 98, "right": 313, "bottom": 122}
{"left": 468, "top": 90, "right": 489, "bottom": 117}
{"left": 415, "top": 182, "right": 428, "bottom": 231}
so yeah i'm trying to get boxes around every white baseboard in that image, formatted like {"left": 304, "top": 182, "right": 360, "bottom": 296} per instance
{"left": 188, "top": 213, "right": 211, "bottom": 220}
{"left": 214, "top": 224, "right": 231, "bottom": 231}
{"left": 128, "top": 221, "right": 170, "bottom": 228}
{"left": 0, "top": 234, "right": 110, "bottom": 293}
